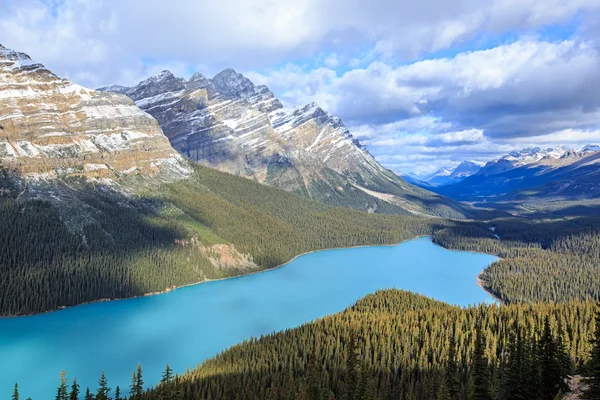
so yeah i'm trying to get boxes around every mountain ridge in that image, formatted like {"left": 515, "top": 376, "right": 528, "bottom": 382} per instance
{"left": 100, "top": 69, "right": 471, "bottom": 218}
{"left": 433, "top": 144, "right": 600, "bottom": 204}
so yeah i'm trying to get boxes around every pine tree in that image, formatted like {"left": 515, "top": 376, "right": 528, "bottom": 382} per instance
{"left": 96, "top": 371, "right": 111, "bottom": 400}
{"left": 130, "top": 364, "right": 144, "bottom": 400}
{"left": 504, "top": 326, "right": 526, "bottom": 400}
{"left": 583, "top": 307, "right": 600, "bottom": 399}
{"left": 12, "top": 383, "right": 19, "bottom": 400}
{"left": 437, "top": 379, "right": 451, "bottom": 400}
{"left": 84, "top": 387, "right": 93, "bottom": 400}
{"left": 539, "top": 316, "right": 565, "bottom": 400}
{"left": 159, "top": 364, "right": 176, "bottom": 400}
{"left": 114, "top": 386, "right": 122, "bottom": 400}
{"left": 556, "top": 319, "right": 572, "bottom": 394}
{"left": 161, "top": 364, "right": 174, "bottom": 385}
{"left": 345, "top": 333, "right": 359, "bottom": 400}
{"left": 56, "top": 370, "right": 69, "bottom": 400}
{"left": 70, "top": 378, "right": 80, "bottom": 400}
{"left": 446, "top": 329, "right": 462, "bottom": 399}
{"left": 307, "top": 349, "right": 322, "bottom": 400}
{"left": 471, "top": 327, "right": 492, "bottom": 400}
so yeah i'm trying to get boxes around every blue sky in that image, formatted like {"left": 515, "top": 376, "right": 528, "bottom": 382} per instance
{"left": 1, "top": 0, "right": 600, "bottom": 174}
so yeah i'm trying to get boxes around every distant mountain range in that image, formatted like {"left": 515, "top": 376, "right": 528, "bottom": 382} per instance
{"left": 427, "top": 145, "right": 600, "bottom": 204}
{"left": 414, "top": 160, "right": 485, "bottom": 187}
{"left": 99, "top": 69, "right": 470, "bottom": 218}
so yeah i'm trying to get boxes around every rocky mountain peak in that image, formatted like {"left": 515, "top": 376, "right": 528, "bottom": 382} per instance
{"left": 189, "top": 72, "right": 205, "bottom": 81}
{"left": 0, "top": 44, "right": 189, "bottom": 184}
{"left": 211, "top": 68, "right": 257, "bottom": 99}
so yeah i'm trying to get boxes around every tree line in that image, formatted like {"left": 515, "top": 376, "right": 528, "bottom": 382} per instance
{"left": 11, "top": 290, "right": 600, "bottom": 399}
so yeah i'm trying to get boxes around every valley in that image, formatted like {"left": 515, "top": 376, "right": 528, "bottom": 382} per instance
{"left": 0, "top": 237, "right": 497, "bottom": 400}
{"left": 1, "top": 26, "right": 600, "bottom": 400}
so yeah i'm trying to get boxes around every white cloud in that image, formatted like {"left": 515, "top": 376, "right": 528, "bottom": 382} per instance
{"left": 1, "top": 0, "right": 600, "bottom": 174}
{"left": 2, "top": 0, "right": 600, "bottom": 88}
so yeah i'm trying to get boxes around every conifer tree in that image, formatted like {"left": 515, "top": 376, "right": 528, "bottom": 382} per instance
{"left": 556, "top": 319, "right": 572, "bottom": 394}
{"left": 56, "top": 370, "right": 69, "bottom": 400}
{"left": 84, "top": 387, "right": 93, "bottom": 400}
{"left": 70, "top": 378, "right": 80, "bottom": 400}
{"left": 504, "top": 326, "right": 526, "bottom": 400}
{"left": 539, "top": 316, "right": 565, "bottom": 400}
{"left": 471, "top": 327, "right": 492, "bottom": 400}
{"left": 161, "top": 365, "right": 174, "bottom": 385}
{"left": 130, "top": 364, "right": 144, "bottom": 400}
{"left": 159, "top": 364, "right": 176, "bottom": 400}
{"left": 12, "top": 383, "right": 19, "bottom": 400}
{"left": 96, "top": 371, "right": 111, "bottom": 400}
{"left": 446, "top": 329, "right": 462, "bottom": 399}
{"left": 584, "top": 307, "right": 600, "bottom": 399}
{"left": 345, "top": 333, "right": 359, "bottom": 400}
{"left": 114, "top": 386, "right": 121, "bottom": 400}
{"left": 307, "top": 349, "right": 322, "bottom": 400}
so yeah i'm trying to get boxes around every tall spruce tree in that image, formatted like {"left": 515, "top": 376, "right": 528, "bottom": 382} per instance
{"left": 159, "top": 364, "right": 176, "bottom": 400}
{"left": 471, "top": 327, "right": 492, "bottom": 400}
{"left": 504, "top": 326, "right": 526, "bottom": 400}
{"left": 539, "top": 316, "right": 564, "bottom": 400}
{"left": 130, "top": 364, "right": 144, "bottom": 400}
{"left": 556, "top": 318, "right": 572, "bottom": 394}
{"left": 12, "top": 383, "right": 19, "bottom": 400}
{"left": 69, "top": 378, "right": 80, "bottom": 400}
{"left": 446, "top": 328, "right": 462, "bottom": 399}
{"left": 56, "top": 371, "right": 69, "bottom": 400}
{"left": 583, "top": 307, "right": 600, "bottom": 399}
{"left": 114, "top": 386, "right": 122, "bottom": 400}
{"left": 345, "top": 333, "right": 359, "bottom": 400}
{"left": 96, "top": 371, "right": 111, "bottom": 400}
{"left": 307, "top": 348, "right": 322, "bottom": 400}
{"left": 84, "top": 387, "right": 93, "bottom": 400}
{"left": 161, "top": 365, "right": 174, "bottom": 385}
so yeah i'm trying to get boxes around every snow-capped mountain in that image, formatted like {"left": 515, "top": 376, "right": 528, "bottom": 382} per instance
{"left": 448, "top": 161, "right": 484, "bottom": 181}
{"left": 433, "top": 144, "right": 600, "bottom": 202}
{"left": 100, "top": 70, "right": 470, "bottom": 218}
{"left": 506, "top": 146, "right": 567, "bottom": 164}
{"left": 0, "top": 44, "right": 188, "bottom": 183}
{"left": 417, "top": 161, "right": 483, "bottom": 187}
{"left": 426, "top": 168, "right": 452, "bottom": 185}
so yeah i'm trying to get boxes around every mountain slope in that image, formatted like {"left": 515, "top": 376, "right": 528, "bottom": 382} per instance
{"left": 0, "top": 45, "right": 188, "bottom": 183}
{"left": 0, "top": 44, "right": 454, "bottom": 315}
{"left": 100, "top": 70, "right": 471, "bottom": 219}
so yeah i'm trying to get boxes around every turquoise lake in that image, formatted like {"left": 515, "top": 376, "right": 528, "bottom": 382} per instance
{"left": 0, "top": 237, "right": 498, "bottom": 399}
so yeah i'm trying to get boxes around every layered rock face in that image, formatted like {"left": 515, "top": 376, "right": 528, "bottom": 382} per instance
{"left": 101, "top": 69, "right": 465, "bottom": 217}
{"left": 0, "top": 44, "right": 188, "bottom": 182}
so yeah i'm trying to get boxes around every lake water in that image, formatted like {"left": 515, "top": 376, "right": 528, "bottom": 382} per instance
{"left": 0, "top": 237, "right": 498, "bottom": 400}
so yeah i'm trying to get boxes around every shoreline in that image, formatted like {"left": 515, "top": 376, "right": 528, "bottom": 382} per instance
{"left": 0, "top": 234, "right": 501, "bottom": 318}
{"left": 476, "top": 275, "right": 503, "bottom": 303}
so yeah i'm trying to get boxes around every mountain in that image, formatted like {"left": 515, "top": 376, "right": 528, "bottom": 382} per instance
{"left": 99, "top": 70, "right": 471, "bottom": 219}
{"left": 0, "top": 44, "right": 459, "bottom": 316}
{"left": 433, "top": 145, "right": 600, "bottom": 204}
{"left": 0, "top": 45, "right": 189, "bottom": 185}
{"left": 474, "top": 146, "right": 567, "bottom": 177}
{"left": 408, "top": 160, "right": 483, "bottom": 187}
{"left": 449, "top": 160, "right": 484, "bottom": 181}
{"left": 426, "top": 167, "right": 453, "bottom": 185}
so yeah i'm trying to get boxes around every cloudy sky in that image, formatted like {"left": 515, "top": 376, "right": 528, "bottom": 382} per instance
{"left": 1, "top": 0, "right": 600, "bottom": 175}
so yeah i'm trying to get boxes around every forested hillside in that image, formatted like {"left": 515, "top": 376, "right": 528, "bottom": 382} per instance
{"left": 3, "top": 162, "right": 600, "bottom": 315}
{"left": 0, "top": 165, "right": 438, "bottom": 316}
{"left": 37, "top": 290, "right": 598, "bottom": 400}
{"left": 434, "top": 216, "right": 600, "bottom": 304}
